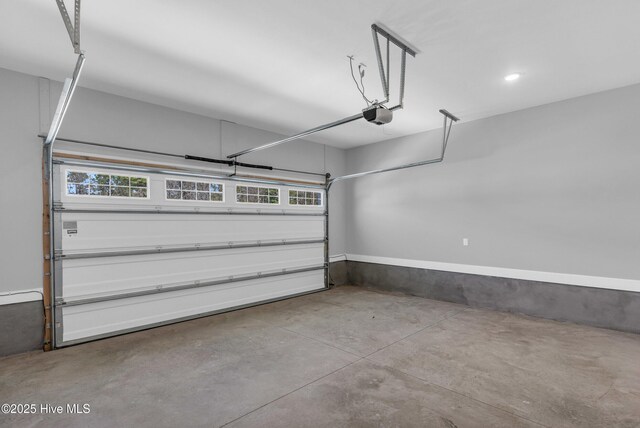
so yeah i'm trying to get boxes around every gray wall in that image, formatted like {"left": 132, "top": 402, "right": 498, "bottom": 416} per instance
{"left": 0, "top": 67, "right": 347, "bottom": 296}
{"left": 343, "top": 83, "right": 640, "bottom": 281}
{"left": 0, "top": 69, "right": 42, "bottom": 296}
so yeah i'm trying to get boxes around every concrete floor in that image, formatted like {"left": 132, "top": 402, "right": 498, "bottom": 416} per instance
{"left": 1, "top": 286, "right": 639, "bottom": 428}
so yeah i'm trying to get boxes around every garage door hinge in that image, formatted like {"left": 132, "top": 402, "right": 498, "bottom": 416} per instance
{"left": 55, "top": 298, "right": 65, "bottom": 305}
{"left": 53, "top": 202, "right": 64, "bottom": 210}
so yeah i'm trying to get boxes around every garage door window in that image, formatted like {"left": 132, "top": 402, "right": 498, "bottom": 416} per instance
{"left": 66, "top": 170, "right": 149, "bottom": 198}
{"left": 236, "top": 185, "right": 279, "bottom": 204}
{"left": 166, "top": 180, "right": 224, "bottom": 202}
{"left": 289, "top": 190, "right": 322, "bottom": 206}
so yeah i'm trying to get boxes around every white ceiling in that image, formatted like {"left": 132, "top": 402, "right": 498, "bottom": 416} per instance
{"left": 1, "top": 0, "right": 640, "bottom": 149}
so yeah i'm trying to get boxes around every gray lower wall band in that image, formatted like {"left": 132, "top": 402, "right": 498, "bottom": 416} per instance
{"left": 329, "top": 260, "right": 348, "bottom": 286}
{"left": 346, "top": 261, "right": 640, "bottom": 334}
{"left": 0, "top": 301, "right": 44, "bottom": 357}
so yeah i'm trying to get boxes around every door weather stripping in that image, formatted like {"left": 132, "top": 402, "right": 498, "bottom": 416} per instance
{"left": 328, "top": 109, "right": 460, "bottom": 187}
{"left": 226, "top": 23, "right": 416, "bottom": 160}
{"left": 57, "top": 265, "right": 326, "bottom": 307}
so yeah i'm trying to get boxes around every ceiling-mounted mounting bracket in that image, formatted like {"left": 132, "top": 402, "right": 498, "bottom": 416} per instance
{"left": 371, "top": 23, "right": 417, "bottom": 108}
{"left": 439, "top": 109, "right": 460, "bottom": 154}
{"left": 55, "top": 0, "right": 82, "bottom": 54}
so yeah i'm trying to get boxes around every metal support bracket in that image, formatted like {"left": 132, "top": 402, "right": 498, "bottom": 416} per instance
{"left": 438, "top": 109, "right": 460, "bottom": 157}
{"left": 327, "top": 109, "right": 460, "bottom": 187}
{"left": 371, "top": 23, "right": 417, "bottom": 108}
{"left": 55, "top": 0, "right": 81, "bottom": 54}
{"left": 44, "top": 54, "right": 85, "bottom": 148}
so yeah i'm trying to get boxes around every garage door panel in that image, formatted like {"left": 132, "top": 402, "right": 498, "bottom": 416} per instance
{"left": 54, "top": 162, "right": 328, "bottom": 346}
{"left": 61, "top": 244, "right": 324, "bottom": 299}
{"left": 60, "top": 214, "right": 325, "bottom": 252}
{"left": 61, "top": 270, "right": 324, "bottom": 343}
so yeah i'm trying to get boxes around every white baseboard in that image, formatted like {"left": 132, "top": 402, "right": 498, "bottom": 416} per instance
{"left": 346, "top": 254, "right": 640, "bottom": 293}
{"left": 329, "top": 254, "right": 347, "bottom": 262}
{"left": 0, "top": 289, "right": 44, "bottom": 306}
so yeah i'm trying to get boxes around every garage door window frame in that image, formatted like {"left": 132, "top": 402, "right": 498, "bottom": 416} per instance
{"left": 165, "top": 178, "right": 225, "bottom": 203}
{"left": 288, "top": 189, "right": 323, "bottom": 207}
{"left": 235, "top": 184, "right": 281, "bottom": 205}
{"left": 65, "top": 168, "right": 150, "bottom": 200}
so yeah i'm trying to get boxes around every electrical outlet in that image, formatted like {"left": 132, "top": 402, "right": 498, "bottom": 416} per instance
{"left": 463, "top": 238, "right": 469, "bottom": 246}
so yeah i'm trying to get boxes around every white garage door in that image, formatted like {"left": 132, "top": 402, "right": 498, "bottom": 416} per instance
{"left": 52, "top": 159, "right": 327, "bottom": 346}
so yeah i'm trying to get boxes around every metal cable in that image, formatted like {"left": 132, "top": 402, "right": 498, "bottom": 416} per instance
{"left": 348, "top": 56, "right": 373, "bottom": 106}
{"left": 358, "top": 64, "right": 369, "bottom": 103}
